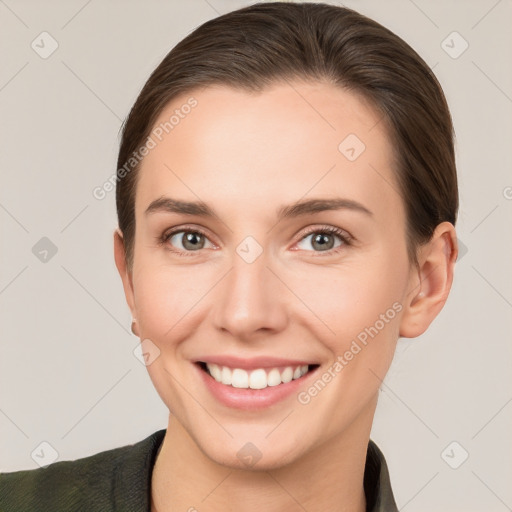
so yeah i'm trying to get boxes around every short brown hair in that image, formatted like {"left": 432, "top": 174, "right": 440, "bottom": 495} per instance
{"left": 116, "top": 1, "right": 458, "bottom": 271}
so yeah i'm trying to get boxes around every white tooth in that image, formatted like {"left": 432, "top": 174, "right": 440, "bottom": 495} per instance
{"left": 208, "top": 363, "right": 222, "bottom": 382}
{"left": 281, "top": 366, "right": 293, "bottom": 383}
{"left": 213, "top": 364, "right": 310, "bottom": 388}
{"left": 231, "top": 368, "right": 249, "bottom": 388}
{"left": 221, "top": 366, "right": 232, "bottom": 385}
{"left": 249, "top": 369, "right": 267, "bottom": 389}
{"left": 267, "top": 368, "right": 281, "bottom": 386}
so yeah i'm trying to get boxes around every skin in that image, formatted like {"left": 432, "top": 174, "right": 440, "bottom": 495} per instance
{"left": 114, "top": 80, "right": 458, "bottom": 512}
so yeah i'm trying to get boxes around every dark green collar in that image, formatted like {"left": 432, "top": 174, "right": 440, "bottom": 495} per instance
{"left": 113, "top": 430, "right": 398, "bottom": 511}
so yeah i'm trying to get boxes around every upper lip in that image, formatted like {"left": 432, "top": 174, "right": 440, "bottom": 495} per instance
{"left": 195, "top": 355, "right": 317, "bottom": 370}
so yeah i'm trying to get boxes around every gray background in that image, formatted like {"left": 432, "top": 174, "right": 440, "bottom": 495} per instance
{"left": 1, "top": 0, "right": 511, "bottom": 510}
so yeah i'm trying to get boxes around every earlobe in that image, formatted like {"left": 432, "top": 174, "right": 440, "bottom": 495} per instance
{"left": 113, "top": 228, "right": 137, "bottom": 319}
{"left": 399, "top": 222, "right": 458, "bottom": 338}
{"left": 131, "top": 318, "right": 140, "bottom": 337}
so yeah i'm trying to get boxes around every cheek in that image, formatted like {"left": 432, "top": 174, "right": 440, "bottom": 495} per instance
{"left": 294, "top": 257, "right": 406, "bottom": 351}
{"left": 292, "top": 261, "right": 404, "bottom": 430}
{"left": 132, "top": 263, "right": 214, "bottom": 343}
{"left": 131, "top": 264, "right": 215, "bottom": 414}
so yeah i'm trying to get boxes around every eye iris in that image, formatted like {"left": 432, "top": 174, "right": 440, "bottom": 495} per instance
{"left": 182, "top": 232, "right": 204, "bottom": 250}
{"left": 312, "top": 232, "right": 334, "bottom": 251}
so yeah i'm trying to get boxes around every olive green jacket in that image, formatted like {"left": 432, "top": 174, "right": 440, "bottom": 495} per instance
{"left": 0, "top": 430, "right": 398, "bottom": 511}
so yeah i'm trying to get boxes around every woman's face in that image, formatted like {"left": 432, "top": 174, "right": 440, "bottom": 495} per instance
{"left": 120, "top": 81, "right": 417, "bottom": 468}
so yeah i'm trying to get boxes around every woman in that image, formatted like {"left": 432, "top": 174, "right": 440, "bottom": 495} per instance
{"left": 0, "top": 2, "right": 458, "bottom": 511}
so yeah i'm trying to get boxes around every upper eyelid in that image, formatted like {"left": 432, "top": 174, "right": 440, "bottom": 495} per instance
{"left": 297, "top": 225, "right": 351, "bottom": 240}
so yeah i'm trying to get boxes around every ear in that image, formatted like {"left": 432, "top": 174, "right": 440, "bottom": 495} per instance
{"left": 113, "top": 228, "right": 138, "bottom": 334}
{"left": 399, "top": 222, "right": 458, "bottom": 338}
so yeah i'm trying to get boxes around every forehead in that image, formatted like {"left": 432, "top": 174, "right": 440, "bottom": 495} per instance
{"left": 135, "top": 81, "right": 401, "bottom": 222}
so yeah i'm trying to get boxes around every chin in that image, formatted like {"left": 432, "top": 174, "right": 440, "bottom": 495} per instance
{"left": 207, "top": 442, "right": 302, "bottom": 472}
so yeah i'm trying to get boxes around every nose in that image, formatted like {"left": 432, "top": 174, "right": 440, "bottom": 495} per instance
{"left": 212, "top": 248, "right": 288, "bottom": 341}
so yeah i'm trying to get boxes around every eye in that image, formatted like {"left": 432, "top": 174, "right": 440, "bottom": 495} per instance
{"left": 159, "top": 226, "right": 215, "bottom": 256}
{"left": 158, "top": 224, "right": 353, "bottom": 257}
{"left": 295, "top": 226, "right": 352, "bottom": 254}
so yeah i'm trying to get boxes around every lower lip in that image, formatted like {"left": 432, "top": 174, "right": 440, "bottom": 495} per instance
{"left": 195, "top": 363, "right": 318, "bottom": 410}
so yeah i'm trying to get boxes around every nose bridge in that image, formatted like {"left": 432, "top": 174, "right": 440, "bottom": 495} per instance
{"left": 212, "top": 241, "right": 286, "bottom": 337}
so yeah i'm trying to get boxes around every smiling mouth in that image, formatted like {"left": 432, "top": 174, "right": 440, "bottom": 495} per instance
{"left": 197, "top": 362, "right": 319, "bottom": 390}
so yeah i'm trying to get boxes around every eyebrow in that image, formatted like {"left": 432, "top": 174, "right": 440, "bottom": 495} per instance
{"left": 145, "top": 196, "right": 373, "bottom": 220}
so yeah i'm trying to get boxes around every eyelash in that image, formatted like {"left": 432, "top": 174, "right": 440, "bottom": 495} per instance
{"left": 158, "top": 224, "right": 353, "bottom": 258}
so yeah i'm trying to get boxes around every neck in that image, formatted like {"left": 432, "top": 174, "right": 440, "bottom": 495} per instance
{"left": 151, "top": 403, "right": 375, "bottom": 512}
